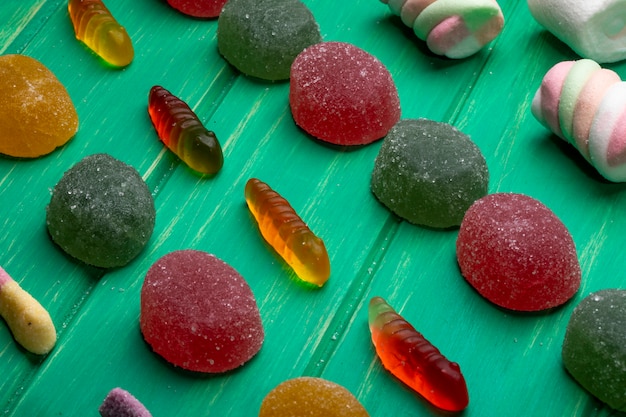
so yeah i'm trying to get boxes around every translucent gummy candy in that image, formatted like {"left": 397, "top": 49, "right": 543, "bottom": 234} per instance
{"left": 562, "top": 289, "right": 626, "bottom": 411}
{"left": 456, "top": 193, "right": 581, "bottom": 311}
{"left": 289, "top": 41, "right": 400, "bottom": 145}
{"left": 217, "top": 0, "right": 321, "bottom": 81}
{"left": 371, "top": 119, "right": 489, "bottom": 228}
{"left": 46, "top": 154, "right": 155, "bottom": 268}
{"left": 140, "top": 250, "right": 264, "bottom": 373}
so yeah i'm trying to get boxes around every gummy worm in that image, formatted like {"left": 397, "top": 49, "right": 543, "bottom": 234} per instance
{"left": 68, "top": 0, "right": 134, "bottom": 67}
{"left": 368, "top": 296, "right": 469, "bottom": 412}
{"left": 244, "top": 178, "right": 330, "bottom": 287}
{"left": 148, "top": 86, "right": 224, "bottom": 175}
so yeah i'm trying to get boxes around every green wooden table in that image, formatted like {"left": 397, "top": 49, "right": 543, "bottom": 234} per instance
{"left": 1, "top": 0, "right": 625, "bottom": 416}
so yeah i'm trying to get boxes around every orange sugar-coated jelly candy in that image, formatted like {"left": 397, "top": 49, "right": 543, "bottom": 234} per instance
{"left": 0, "top": 55, "right": 78, "bottom": 158}
{"left": 259, "top": 377, "right": 369, "bottom": 417}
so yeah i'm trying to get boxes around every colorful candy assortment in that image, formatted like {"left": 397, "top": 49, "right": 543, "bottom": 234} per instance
{"left": 368, "top": 296, "right": 469, "bottom": 412}
{"left": 378, "top": 0, "right": 504, "bottom": 59}
{"left": 148, "top": 86, "right": 223, "bottom": 175}
{"left": 6, "top": 0, "right": 626, "bottom": 415}
{"left": 68, "top": 0, "right": 134, "bottom": 67}
{"left": 531, "top": 59, "right": 626, "bottom": 182}
{"left": 245, "top": 178, "right": 330, "bottom": 287}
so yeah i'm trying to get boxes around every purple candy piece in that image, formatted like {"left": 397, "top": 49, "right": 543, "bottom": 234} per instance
{"left": 99, "top": 388, "right": 152, "bottom": 417}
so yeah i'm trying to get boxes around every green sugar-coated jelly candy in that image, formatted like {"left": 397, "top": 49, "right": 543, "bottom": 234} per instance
{"left": 217, "top": 0, "right": 321, "bottom": 81}
{"left": 371, "top": 119, "right": 489, "bottom": 228}
{"left": 562, "top": 289, "right": 626, "bottom": 411}
{"left": 46, "top": 154, "right": 155, "bottom": 268}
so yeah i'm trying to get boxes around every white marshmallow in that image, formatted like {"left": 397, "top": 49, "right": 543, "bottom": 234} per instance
{"left": 527, "top": 0, "right": 626, "bottom": 63}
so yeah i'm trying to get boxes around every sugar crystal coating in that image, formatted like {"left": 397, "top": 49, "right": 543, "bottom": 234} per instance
{"left": 140, "top": 250, "right": 264, "bottom": 373}
{"left": 99, "top": 388, "right": 152, "bottom": 417}
{"left": 456, "top": 193, "right": 581, "bottom": 311}
{"left": 218, "top": 0, "right": 321, "bottom": 81}
{"left": 46, "top": 154, "right": 155, "bottom": 268}
{"left": 371, "top": 119, "right": 488, "bottom": 228}
{"left": 562, "top": 289, "right": 626, "bottom": 411}
{"left": 166, "top": 0, "right": 227, "bottom": 18}
{"left": 259, "top": 377, "right": 369, "bottom": 417}
{"left": 0, "top": 54, "right": 78, "bottom": 158}
{"left": 289, "top": 41, "right": 400, "bottom": 145}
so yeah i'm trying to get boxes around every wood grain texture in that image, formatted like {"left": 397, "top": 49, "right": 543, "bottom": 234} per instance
{"left": 1, "top": 0, "right": 626, "bottom": 416}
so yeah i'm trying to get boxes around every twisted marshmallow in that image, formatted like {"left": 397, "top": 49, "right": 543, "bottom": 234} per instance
{"left": 380, "top": 0, "right": 504, "bottom": 59}
{"left": 531, "top": 59, "right": 626, "bottom": 182}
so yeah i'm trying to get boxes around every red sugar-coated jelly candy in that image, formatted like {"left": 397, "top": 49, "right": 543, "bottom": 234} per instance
{"left": 165, "top": 0, "right": 227, "bottom": 18}
{"left": 140, "top": 250, "right": 264, "bottom": 373}
{"left": 456, "top": 193, "right": 581, "bottom": 311}
{"left": 289, "top": 41, "right": 400, "bottom": 146}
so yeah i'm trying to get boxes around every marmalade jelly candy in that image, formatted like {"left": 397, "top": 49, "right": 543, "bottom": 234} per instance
{"left": 140, "top": 250, "right": 264, "bottom": 373}
{"left": 289, "top": 42, "right": 400, "bottom": 146}
{"left": 456, "top": 193, "right": 581, "bottom": 311}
